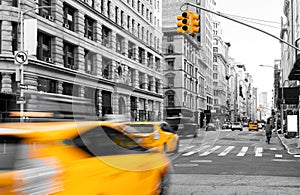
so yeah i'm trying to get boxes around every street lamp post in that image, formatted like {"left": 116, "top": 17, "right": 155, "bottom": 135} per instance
{"left": 18, "top": 6, "right": 53, "bottom": 122}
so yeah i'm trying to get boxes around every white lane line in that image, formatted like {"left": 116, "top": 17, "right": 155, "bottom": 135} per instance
{"left": 272, "top": 159, "right": 296, "bottom": 162}
{"left": 187, "top": 145, "right": 196, "bottom": 149}
{"left": 182, "top": 145, "right": 209, "bottom": 156}
{"left": 255, "top": 147, "right": 263, "bottom": 157}
{"left": 218, "top": 146, "right": 235, "bottom": 156}
{"left": 174, "top": 163, "right": 199, "bottom": 167}
{"left": 199, "top": 146, "right": 221, "bottom": 156}
{"left": 275, "top": 154, "right": 283, "bottom": 158}
{"left": 294, "top": 155, "right": 300, "bottom": 158}
{"left": 190, "top": 160, "right": 212, "bottom": 163}
{"left": 237, "top": 147, "right": 248, "bottom": 157}
{"left": 270, "top": 148, "right": 277, "bottom": 151}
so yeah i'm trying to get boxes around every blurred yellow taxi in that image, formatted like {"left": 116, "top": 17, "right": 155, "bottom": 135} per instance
{"left": 0, "top": 121, "right": 171, "bottom": 195}
{"left": 124, "top": 121, "right": 179, "bottom": 153}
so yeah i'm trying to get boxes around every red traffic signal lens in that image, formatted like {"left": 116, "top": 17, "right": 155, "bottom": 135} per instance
{"left": 182, "top": 12, "right": 188, "bottom": 18}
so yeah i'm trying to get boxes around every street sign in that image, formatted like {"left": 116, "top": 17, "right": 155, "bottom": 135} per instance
{"left": 14, "top": 51, "right": 28, "bottom": 64}
{"left": 19, "top": 84, "right": 28, "bottom": 90}
{"left": 17, "top": 100, "right": 26, "bottom": 104}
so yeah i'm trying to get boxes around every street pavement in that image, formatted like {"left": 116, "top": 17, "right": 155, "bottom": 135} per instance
{"left": 168, "top": 127, "right": 300, "bottom": 194}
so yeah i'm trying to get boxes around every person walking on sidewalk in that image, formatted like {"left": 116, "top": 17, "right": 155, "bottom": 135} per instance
{"left": 265, "top": 117, "right": 273, "bottom": 144}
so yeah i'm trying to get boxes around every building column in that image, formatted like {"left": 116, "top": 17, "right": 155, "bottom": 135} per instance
{"left": 1, "top": 21, "right": 13, "bottom": 54}
{"left": 95, "top": 21, "right": 102, "bottom": 44}
{"left": 111, "top": 31, "right": 116, "bottom": 52}
{"left": 112, "top": 92, "right": 119, "bottom": 114}
{"left": 150, "top": 76, "right": 155, "bottom": 92}
{"left": 79, "top": 86, "right": 85, "bottom": 97}
{"left": 95, "top": 53, "right": 102, "bottom": 77}
{"left": 57, "top": 81, "right": 63, "bottom": 94}
{"left": 75, "top": 11, "right": 85, "bottom": 35}
{"left": 158, "top": 79, "right": 163, "bottom": 94}
{"left": 125, "top": 95, "right": 131, "bottom": 120}
{"left": 1, "top": 72, "right": 12, "bottom": 93}
{"left": 145, "top": 99, "right": 149, "bottom": 121}
{"left": 76, "top": 46, "right": 85, "bottom": 72}
{"left": 53, "top": 37, "right": 64, "bottom": 66}
{"left": 97, "top": 89, "right": 102, "bottom": 117}
{"left": 134, "top": 69, "right": 139, "bottom": 88}
{"left": 52, "top": 0, "right": 63, "bottom": 26}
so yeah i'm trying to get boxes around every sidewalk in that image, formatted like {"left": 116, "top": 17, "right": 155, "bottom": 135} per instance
{"left": 277, "top": 133, "right": 300, "bottom": 155}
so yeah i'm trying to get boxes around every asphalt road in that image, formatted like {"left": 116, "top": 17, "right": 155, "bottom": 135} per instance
{"left": 168, "top": 127, "right": 300, "bottom": 194}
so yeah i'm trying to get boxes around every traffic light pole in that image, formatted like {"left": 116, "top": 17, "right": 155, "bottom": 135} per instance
{"left": 180, "top": 2, "right": 300, "bottom": 52}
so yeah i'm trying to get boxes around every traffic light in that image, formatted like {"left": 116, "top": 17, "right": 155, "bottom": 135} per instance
{"left": 190, "top": 12, "right": 200, "bottom": 34}
{"left": 177, "top": 10, "right": 191, "bottom": 33}
{"left": 257, "top": 108, "right": 261, "bottom": 112}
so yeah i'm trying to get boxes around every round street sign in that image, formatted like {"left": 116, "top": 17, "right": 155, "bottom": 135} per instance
{"left": 14, "top": 51, "right": 28, "bottom": 64}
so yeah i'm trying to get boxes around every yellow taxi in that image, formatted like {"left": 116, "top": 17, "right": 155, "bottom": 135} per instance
{"left": 248, "top": 121, "right": 259, "bottom": 131}
{"left": 0, "top": 121, "right": 171, "bottom": 195}
{"left": 123, "top": 121, "right": 179, "bottom": 153}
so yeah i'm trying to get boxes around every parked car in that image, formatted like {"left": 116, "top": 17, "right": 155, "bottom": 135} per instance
{"left": 0, "top": 121, "right": 171, "bottom": 194}
{"left": 205, "top": 123, "right": 217, "bottom": 131}
{"left": 124, "top": 121, "right": 180, "bottom": 153}
{"left": 231, "top": 122, "right": 243, "bottom": 131}
{"left": 221, "top": 122, "right": 231, "bottom": 129}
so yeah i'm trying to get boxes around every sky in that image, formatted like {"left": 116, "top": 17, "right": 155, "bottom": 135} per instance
{"left": 215, "top": 0, "right": 284, "bottom": 100}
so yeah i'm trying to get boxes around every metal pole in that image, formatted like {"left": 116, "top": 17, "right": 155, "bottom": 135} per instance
{"left": 181, "top": 2, "right": 300, "bottom": 52}
{"left": 281, "top": 68, "right": 284, "bottom": 132}
{"left": 20, "top": 11, "right": 24, "bottom": 122}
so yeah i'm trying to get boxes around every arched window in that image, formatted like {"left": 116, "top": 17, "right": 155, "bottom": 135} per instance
{"left": 167, "top": 44, "right": 174, "bottom": 54}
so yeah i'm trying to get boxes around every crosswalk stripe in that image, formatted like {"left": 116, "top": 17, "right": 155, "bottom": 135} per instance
{"left": 270, "top": 148, "right": 277, "bottom": 151}
{"left": 182, "top": 145, "right": 209, "bottom": 156}
{"left": 275, "top": 154, "right": 282, "bottom": 158}
{"left": 218, "top": 146, "right": 235, "bottom": 156}
{"left": 255, "top": 147, "right": 263, "bottom": 157}
{"left": 237, "top": 147, "right": 248, "bottom": 156}
{"left": 199, "top": 145, "right": 221, "bottom": 156}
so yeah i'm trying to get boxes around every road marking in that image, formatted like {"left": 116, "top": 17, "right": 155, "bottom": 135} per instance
{"left": 255, "top": 147, "right": 263, "bottom": 157}
{"left": 272, "top": 159, "right": 296, "bottom": 162}
{"left": 218, "top": 146, "right": 235, "bottom": 156}
{"left": 187, "top": 145, "right": 196, "bottom": 149}
{"left": 270, "top": 148, "right": 277, "bottom": 151}
{"left": 190, "top": 160, "right": 212, "bottom": 163}
{"left": 275, "top": 154, "right": 283, "bottom": 158}
{"left": 174, "top": 163, "right": 199, "bottom": 167}
{"left": 237, "top": 147, "right": 248, "bottom": 157}
{"left": 199, "top": 145, "right": 221, "bottom": 156}
{"left": 294, "top": 155, "right": 300, "bottom": 158}
{"left": 182, "top": 145, "right": 209, "bottom": 156}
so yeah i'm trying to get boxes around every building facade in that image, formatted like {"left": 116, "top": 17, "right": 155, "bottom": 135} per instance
{"left": 0, "top": 0, "right": 164, "bottom": 121}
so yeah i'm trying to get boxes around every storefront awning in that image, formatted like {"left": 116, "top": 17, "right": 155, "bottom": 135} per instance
{"left": 278, "top": 86, "right": 300, "bottom": 104}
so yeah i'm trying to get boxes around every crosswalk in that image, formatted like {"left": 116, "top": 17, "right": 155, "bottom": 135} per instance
{"left": 179, "top": 145, "right": 292, "bottom": 158}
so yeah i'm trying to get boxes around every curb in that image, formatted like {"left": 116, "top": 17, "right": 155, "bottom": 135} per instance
{"left": 277, "top": 133, "right": 300, "bottom": 155}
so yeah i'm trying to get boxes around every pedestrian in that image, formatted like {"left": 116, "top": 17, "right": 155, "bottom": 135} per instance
{"left": 265, "top": 117, "right": 273, "bottom": 144}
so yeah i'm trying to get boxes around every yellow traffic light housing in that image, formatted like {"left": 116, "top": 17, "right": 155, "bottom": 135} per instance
{"left": 190, "top": 12, "right": 200, "bottom": 34}
{"left": 177, "top": 10, "right": 191, "bottom": 33}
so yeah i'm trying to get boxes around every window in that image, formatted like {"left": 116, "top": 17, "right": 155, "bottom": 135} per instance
{"left": 115, "top": 6, "right": 118, "bottom": 23}
{"left": 36, "top": 0, "right": 51, "bottom": 17}
{"left": 131, "top": 19, "right": 135, "bottom": 34}
{"left": 128, "top": 41, "right": 135, "bottom": 60}
{"left": 213, "top": 65, "right": 217, "bottom": 71}
{"left": 167, "top": 35, "right": 173, "bottom": 42}
{"left": 107, "top": 0, "right": 111, "bottom": 18}
{"left": 127, "top": 15, "right": 130, "bottom": 30}
{"left": 63, "top": 3, "right": 75, "bottom": 31}
{"left": 167, "top": 60, "right": 174, "bottom": 70}
{"left": 102, "top": 26, "right": 111, "bottom": 48}
{"left": 37, "top": 32, "right": 51, "bottom": 61}
{"left": 141, "top": 4, "right": 144, "bottom": 16}
{"left": 63, "top": 42, "right": 76, "bottom": 69}
{"left": 213, "top": 56, "right": 217, "bottom": 62}
{"left": 139, "top": 73, "right": 144, "bottom": 89}
{"left": 12, "top": 22, "right": 18, "bottom": 53}
{"left": 84, "top": 16, "right": 95, "bottom": 40}
{"left": 138, "top": 47, "right": 145, "bottom": 64}
{"left": 167, "top": 95, "right": 174, "bottom": 107}
{"left": 213, "top": 47, "right": 218, "bottom": 53}
{"left": 63, "top": 82, "right": 79, "bottom": 96}
{"left": 167, "top": 77, "right": 174, "bottom": 87}
{"left": 12, "top": 0, "right": 18, "bottom": 7}
{"left": 137, "top": 0, "right": 140, "bottom": 12}
{"left": 116, "top": 34, "right": 124, "bottom": 54}
{"left": 84, "top": 87, "right": 96, "bottom": 99}
{"left": 137, "top": 23, "right": 140, "bottom": 38}
{"left": 85, "top": 0, "right": 94, "bottom": 7}
{"left": 84, "top": 49, "right": 94, "bottom": 74}
{"left": 167, "top": 44, "right": 174, "bottom": 54}
{"left": 37, "top": 77, "right": 56, "bottom": 93}
{"left": 213, "top": 73, "right": 218, "bottom": 79}
{"left": 120, "top": 11, "right": 124, "bottom": 27}
{"left": 102, "top": 58, "right": 112, "bottom": 79}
